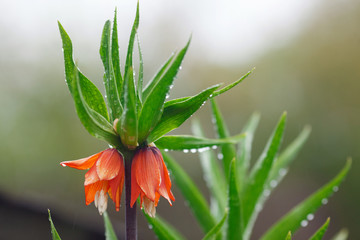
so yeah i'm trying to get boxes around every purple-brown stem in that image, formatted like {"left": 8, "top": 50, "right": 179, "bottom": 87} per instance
{"left": 124, "top": 150, "right": 137, "bottom": 240}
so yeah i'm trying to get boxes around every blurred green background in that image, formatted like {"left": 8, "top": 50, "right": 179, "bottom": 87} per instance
{"left": 0, "top": 0, "right": 359, "bottom": 239}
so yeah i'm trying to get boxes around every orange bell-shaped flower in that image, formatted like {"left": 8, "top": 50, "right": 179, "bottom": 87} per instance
{"left": 60, "top": 148, "right": 124, "bottom": 215}
{"left": 130, "top": 146, "right": 175, "bottom": 217}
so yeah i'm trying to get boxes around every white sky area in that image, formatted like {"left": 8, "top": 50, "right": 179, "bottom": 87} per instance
{"left": 0, "top": 0, "right": 323, "bottom": 66}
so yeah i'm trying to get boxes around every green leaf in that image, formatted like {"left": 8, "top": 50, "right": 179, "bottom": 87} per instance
{"left": 118, "top": 3, "right": 140, "bottom": 148}
{"left": 155, "top": 134, "right": 245, "bottom": 151}
{"left": 145, "top": 214, "right": 186, "bottom": 240}
{"left": 237, "top": 113, "right": 260, "bottom": 191}
{"left": 58, "top": 22, "right": 109, "bottom": 121}
{"left": 261, "top": 159, "right": 352, "bottom": 240}
{"left": 48, "top": 210, "right": 61, "bottom": 240}
{"left": 211, "top": 68, "right": 254, "bottom": 98}
{"left": 103, "top": 211, "right": 118, "bottom": 240}
{"left": 269, "top": 126, "right": 311, "bottom": 181}
{"left": 100, "top": 20, "right": 122, "bottom": 121}
{"left": 192, "top": 120, "right": 227, "bottom": 220}
{"left": 210, "top": 98, "right": 236, "bottom": 180}
{"left": 285, "top": 231, "right": 292, "bottom": 240}
{"left": 142, "top": 53, "right": 175, "bottom": 100}
{"left": 242, "top": 112, "right": 287, "bottom": 238}
{"left": 203, "top": 211, "right": 228, "bottom": 240}
{"left": 162, "top": 152, "right": 217, "bottom": 233}
{"left": 111, "top": 8, "right": 124, "bottom": 104}
{"left": 227, "top": 159, "right": 243, "bottom": 240}
{"left": 137, "top": 35, "right": 144, "bottom": 103}
{"left": 331, "top": 229, "right": 349, "bottom": 240}
{"left": 148, "top": 84, "right": 220, "bottom": 143}
{"left": 310, "top": 217, "right": 330, "bottom": 240}
{"left": 138, "top": 38, "right": 191, "bottom": 143}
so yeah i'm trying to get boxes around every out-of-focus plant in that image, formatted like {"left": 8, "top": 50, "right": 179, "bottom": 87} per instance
{"left": 50, "top": 3, "right": 351, "bottom": 240}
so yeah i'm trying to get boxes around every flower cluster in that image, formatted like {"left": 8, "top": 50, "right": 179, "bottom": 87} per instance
{"left": 60, "top": 146, "right": 173, "bottom": 216}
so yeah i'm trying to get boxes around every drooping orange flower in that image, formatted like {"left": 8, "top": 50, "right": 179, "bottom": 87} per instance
{"left": 130, "top": 146, "right": 175, "bottom": 217}
{"left": 60, "top": 148, "right": 124, "bottom": 215}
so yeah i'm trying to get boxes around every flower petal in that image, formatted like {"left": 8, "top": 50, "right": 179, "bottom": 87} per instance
{"left": 133, "top": 148, "right": 161, "bottom": 202}
{"left": 96, "top": 149, "right": 122, "bottom": 180}
{"left": 60, "top": 152, "right": 103, "bottom": 170}
{"left": 84, "top": 181, "right": 108, "bottom": 205}
{"left": 85, "top": 164, "right": 100, "bottom": 185}
{"left": 108, "top": 161, "right": 125, "bottom": 211}
{"left": 153, "top": 148, "right": 175, "bottom": 205}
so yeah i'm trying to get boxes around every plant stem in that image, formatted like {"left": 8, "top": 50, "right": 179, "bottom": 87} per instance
{"left": 124, "top": 150, "right": 137, "bottom": 240}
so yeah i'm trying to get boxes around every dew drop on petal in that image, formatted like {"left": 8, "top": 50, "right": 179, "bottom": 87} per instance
{"left": 301, "top": 220, "right": 308, "bottom": 227}
{"left": 307, "top": 213, "right": 314, "bottom": 221}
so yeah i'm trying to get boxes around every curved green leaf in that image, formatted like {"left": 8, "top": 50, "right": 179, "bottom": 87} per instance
{"left": 261, "top": 159, "right": 351, "bottom": 240}
{"left": 237, "top": 113, "right": 260, "bottom": 191}
{"left": 138, "top": 38, "right": 191, "bottom": 143}
{"left": 145, "top": 214, "right": 186, "bottom": 240}
{"left": 48, "top": 210, "right": 61, "bottom": 240}
{"left": 243, "top": 112, "right": 287, "bottom": 239}
{"left": 203, "top": 211, "right": 228, "bottom": 240}
{"left": 310, "top": 217, "right": 330, "bottom": 240}
{"left": 192, "top": 120, "right": 227, "bottom": 220}
{"left": 58, "top": 21, "right": 109, "bottom": 120}
{"left": 162, "top": 152, "right": 216, "bottom": 233}
{"left": 111, "top": 8, "right": 124, "bottom": 103}
{"left": 211, "top": 68, "right": 254, "bottom": 98}
{"left": 103, "top": 211, "right": 118, "bottom": 240}
{"left": 100, "top": 20, "right": 122, "bottom": 121}
{"left": 148, "top": 84, "right": 220, "bottom": 143}
{"left": 226, "top": 159, "right": 243, "bottom": 240}
{"left": 211, "top": 98, "right": 236, "bottom": 180}
{"left": 155, "top": 134, "right": 244, "bottom": 151}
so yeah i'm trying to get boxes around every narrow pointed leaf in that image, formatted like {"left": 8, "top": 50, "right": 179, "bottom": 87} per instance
{"left": 211, "top": 68, "right": 254, "bottom": 98}
{"left": 100, "top": 20, "right": 122, "bottom": 121}
{"left": 227, "top": 159, "right": 243, "bottom": 240}
{"left": 145, "top": 214, "right": 186, "bottom": 240}
{"left": 237, "top": 113, "right": 260, "bottom": 191}
{"left": 118, "top": 3, "right": 140, "bottom": 147}
{"left": 203, "top": 211, "right": 228, "bottom": 240}
{"left": 119, "top": 66, "right": 138, "bottom": 147}
{"left": 48, "top": 210, "right": 61, "bottom": 240}
{"left": 261, "top": 159, "right": 351, "bottom": 240}
{"left": 155, "top": 134, "right": 245, "bottom": 151}
{"left": 331, "top": 229, "right": 349, "bottom": 240}
{"left": 285, "top": 232, "right": 292, "bottom": 240}
{"left": 137, "top": 35, "right": 144, "bottom": 103}
{"left": 242, "top": 112, "right": 287, "bottom": 238}
{"left": 310, "top": 217, "right": 330, "bottom": 240}
{"left": 142, "top": 53, "right": 175, "bottom": 100}
{"left": 162, "top": 152, "right": 217, "bottom": 232}
{"left": 138, "top": 38, "right": 191, "bottom": 143}
{"left": 270, "top": 126, "right": 311, "bottom": 181}
{"left": 111, "top": 8, "right": 124, "bottom": 102}
{"left": 211, "top": 99, "right": 236, "bottom": 180}
{"left": 148, "top": 84, "right": 220, "bottom": 143}
{"left": 58, "top": 22, "right": 109, "bottom": 120}
{"left": 103, "top": 211, "right": 118, "bottom": 240}
{"left": 192, "top": 120, "right": 227, "bottom": 220}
